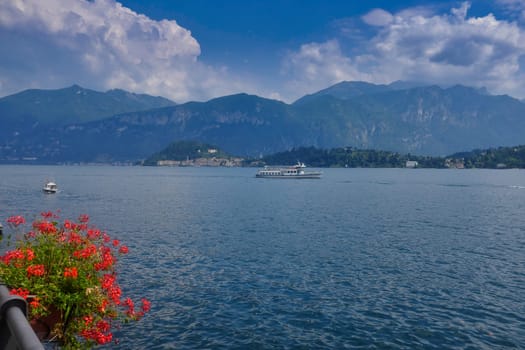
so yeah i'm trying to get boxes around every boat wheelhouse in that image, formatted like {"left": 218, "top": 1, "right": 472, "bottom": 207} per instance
{"left": 43, "top": 181, "right": 58, "bottom": 194}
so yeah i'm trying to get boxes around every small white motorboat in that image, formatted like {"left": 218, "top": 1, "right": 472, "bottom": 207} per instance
{"left": 43, "top": 181, "right": 58, "bottom": 194}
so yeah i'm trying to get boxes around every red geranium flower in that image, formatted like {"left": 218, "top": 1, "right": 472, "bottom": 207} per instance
{"left": 10, "top": 287, "right": 30, "bottom": 299}
{"left": 40, "top": 211, "right": 54, "bottom": 219}
{"left": 1, "top": 211, "right": 151, "bottom": 349}
{"left": 64, "top": 267, "right": 78, "bottom": 279}
{"left": 26, "top": 264, "right": 45, "bottom": 277}
{"left": 7, "top": 215, "right": 25, "bottom": 226}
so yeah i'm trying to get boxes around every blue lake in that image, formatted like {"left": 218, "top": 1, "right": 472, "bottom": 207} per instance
{"left": 1, "top": 166, "right": 524, "bottom": 349}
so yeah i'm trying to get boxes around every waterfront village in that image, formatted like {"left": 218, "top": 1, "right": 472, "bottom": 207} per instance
{"left": 155, "top": 148, "right": 244, "bottom": 167}
{"left": 5, "top": 142, "right": 522, "bottom": 169}
{"left": 157, "top": 157, "right": 244, "bottom": 167}
{"left": 158, "top": 158, "right": 469, "bottom": 168}
{"left": 151, "top": 145, "right": 468, "bottom": 169}
{"left": 146, "top": 141, "right": 525, "bottom": 169}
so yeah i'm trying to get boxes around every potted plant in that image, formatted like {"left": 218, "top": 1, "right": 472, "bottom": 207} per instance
{"left": 0, "top": 212, "right": 150, "bottom": 349}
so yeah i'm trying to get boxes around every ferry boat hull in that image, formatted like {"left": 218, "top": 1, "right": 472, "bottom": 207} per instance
{"left": 255, "top": 173, "right": 321, "bottom": 179}
{"left": 255, "top": 162, "right": 321, "bottom": 179}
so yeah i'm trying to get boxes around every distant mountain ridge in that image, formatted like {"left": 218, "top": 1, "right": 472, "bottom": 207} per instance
{"left": 0, "top": 84, "right": 175, "bottom": 126}
{"left": 1, "top": 82, "right": 525, "bottom": 163}
{"left": 293, "top": 81, "right": 430, "bottom": 104}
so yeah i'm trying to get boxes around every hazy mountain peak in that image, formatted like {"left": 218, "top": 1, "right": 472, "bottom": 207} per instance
{"left": 293, "top": 81, "right": 391, "bottom": 104}
{"left": 387, "top": 81, "right": 428, "bottom": 90}
{"left": 0, "top": 85, "right": 176, "bottom": 125}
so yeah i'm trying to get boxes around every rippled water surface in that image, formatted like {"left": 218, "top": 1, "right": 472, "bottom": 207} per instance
{"left": 1, "top": 166, "right": 524, "bottom": 349}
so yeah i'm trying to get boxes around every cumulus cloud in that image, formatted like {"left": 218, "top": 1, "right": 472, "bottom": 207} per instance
{"left": 362, "top": 9, "right": 393, "bottom": 27}
{"left": 0, "top": 0, "right": 250, "bottom": 101}
{"left": 3, "top": 0, "right": 525, "bottom": 104}
{"left": 369, "top": 2, "right": 525, "bottom": 95}
{"left": 281, "top": 40, "right": 374, "bottom": 98}
{"left": 282, "top": 1, "right": 525, "bottom": 100}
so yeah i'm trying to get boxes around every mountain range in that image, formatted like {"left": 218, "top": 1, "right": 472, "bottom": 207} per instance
{"left": 1, "top": 81, "right": 524, "bottom": 163}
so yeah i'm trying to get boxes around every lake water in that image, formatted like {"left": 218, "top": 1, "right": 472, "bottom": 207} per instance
{"left": 1, "top": 166, "right": 524, "bottom": 349}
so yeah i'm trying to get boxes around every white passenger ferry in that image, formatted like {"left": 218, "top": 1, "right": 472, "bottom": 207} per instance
{"left": 255, "top": 162, "right": 321, "bottom": 179}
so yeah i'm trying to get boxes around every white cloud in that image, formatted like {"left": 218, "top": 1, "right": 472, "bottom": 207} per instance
{"left": 362, "top": 9, "right": 393, "bottom": 27}
{"left": 2, "top": 1, "right": 525, "bottom": 104}
{"left": 282, "top": 2, "right": 525, "bottom": 100}
{"left": 451, "top": 1, "right": 470, "bottom": 20}
{"left": 281, "top": 40, "right": 374, "bottom": 99}
{"left": 0, "top": 0, "right": 251, "bottom": 102}
{"left": 369, "top": 2, "right": 525, "bottom": 95}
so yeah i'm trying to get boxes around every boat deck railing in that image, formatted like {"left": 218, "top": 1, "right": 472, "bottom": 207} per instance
{"left": 0, "top": 284, "right": 44, "bottom": 350}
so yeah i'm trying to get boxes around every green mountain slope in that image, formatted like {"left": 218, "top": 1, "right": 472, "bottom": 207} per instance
{"left": 0, "top": 85, "right": 175, "bottom": 126}
{"left": 450, "top": 145, "right": 525, "bottom": 168}
{"left": 293, "top": 80, "right": 427, "bottom": 105}
{"left": 291, "top": 84, "right": 525, "bottom": 155}
{"left": 293, "top": 81, "right": 392, "bottom": 104}
{"left": 255, "top": 144, "right": 525, "bottom": 169}
{"left": 2, "top": 82, "right": 525, "bottom": 163}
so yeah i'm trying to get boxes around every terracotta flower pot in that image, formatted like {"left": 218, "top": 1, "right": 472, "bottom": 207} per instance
{"left": 29, "top": 305, "right": 63, "bottom": 341}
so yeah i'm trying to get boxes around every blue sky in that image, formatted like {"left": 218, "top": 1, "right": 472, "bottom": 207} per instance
{"left": 1, "top": 0, "right": 525, "bottom": 103}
